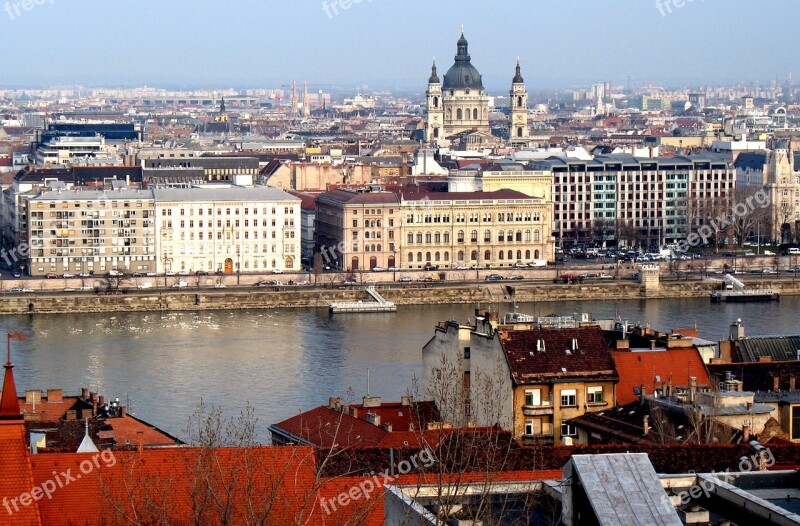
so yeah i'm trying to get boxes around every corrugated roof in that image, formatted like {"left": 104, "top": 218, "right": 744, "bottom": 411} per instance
{"left": 736, "top": 335, "right": 800, "bottom": 362}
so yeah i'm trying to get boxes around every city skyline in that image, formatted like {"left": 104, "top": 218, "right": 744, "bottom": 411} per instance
{"left": 1, "top": 0, "right": 798, "bottom": 90}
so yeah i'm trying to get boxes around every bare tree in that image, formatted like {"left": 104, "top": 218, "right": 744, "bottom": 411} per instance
{"left": 730, "top": 187, "right": 771, "bottom": 248}
{"left": 312, "top": 253, "right": 324, "bottom": 286}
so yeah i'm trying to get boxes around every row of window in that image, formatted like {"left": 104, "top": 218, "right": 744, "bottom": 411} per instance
{"left": 524, "top": 387, "right": 603, "bottom": 408}
{"left": 406, "top": 230, "right": 542, "bottom": 244}
{"left": 162, "top": 206, "right": 295, "bottom": 216}
{"left": 406, "top": 248, "right": 541, "bottom": 263}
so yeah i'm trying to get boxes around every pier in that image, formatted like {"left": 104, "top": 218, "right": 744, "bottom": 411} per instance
{"left": 329, "top": 286, "right": 397, "bottom": 314}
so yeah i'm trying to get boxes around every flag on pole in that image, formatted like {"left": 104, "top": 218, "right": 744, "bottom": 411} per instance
{"left": 7, "top": 333, "right": 25, "bottom": 341}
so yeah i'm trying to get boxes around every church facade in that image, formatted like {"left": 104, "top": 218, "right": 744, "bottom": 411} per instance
{"left": 425, "top": 32, "right": 528, "bottom": 147}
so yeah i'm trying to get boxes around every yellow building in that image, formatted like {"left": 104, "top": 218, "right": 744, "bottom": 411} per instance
{"left": 422, "top": 317, "right": 618, "bottom": 445}
{"left": 399, "top": 188, "right": 553, "bottom": 269}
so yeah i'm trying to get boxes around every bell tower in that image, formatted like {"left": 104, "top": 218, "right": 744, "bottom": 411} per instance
{"left": 425, "top": 59, "right": 443, "bottom": 144}
{"left": 510, "top": 58, "right": 528, "bottom": 144}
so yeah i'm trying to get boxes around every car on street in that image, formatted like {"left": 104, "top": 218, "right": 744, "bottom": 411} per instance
{"left": 598, "top": 273, "right": 614, "bottom": 279}
{"left": 506, "top": 275, "right": 524, "bottom": 280}
{"left": 342, "top": 279, "right": 357, "bottom": 285}
{"left": 423, "top": 264, "right": 437, "bottom": 271}
{"left": 137, "top": 282, "right": 153, "bottom": 289}
{"left": 387, "top": 266, "right": 399, "bottom": 272}
{"left": 108, "top": 270, "right": 123, "bottom": 277}
{"left": 513, "top": 262, "right": 529, "bottom": 268}
{"left": 146, "top": 272, "right": 157, "bottom": 277}
{"left": 485, "top": 274, "right": 503, "bottom": 281}
{"left": 131, "top": 272, "right": 143, "bottom": 277}
{"left": 177, "top": 270, "right": 190, "bottom": 276}
{"left": 272, "top": 268, "right": 284, "bottom": 274}
{"left": 79, "top": 272, "right": 91, "bottom": 278}
{"left": 11, "top": 270, "right": 21, "bottom": 278}
{"left": 171, "top": 281, "right": 188, "bottom": 288}
{"left": 399, "top": 277, "right": 413, "bottom": 282}
{"left": 45, "top": 273, "right": 58, "bottom": 279}
{"left": 62, "top": 273, "right": 75, "bottom": 278}
{"left": 195, "top": 270, "right": 209, "bottom": 276}
{"left": 455, "top": 265, "right": 469, "bottom": 270}
{"left": 364, "top": 278, "right": 377, "bottom": 284}
{"left": 371, "top": 267, "right": 385, "bottom": 272}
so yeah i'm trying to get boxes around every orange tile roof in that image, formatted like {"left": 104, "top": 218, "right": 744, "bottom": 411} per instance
{"left": 0, "top": 421, "right": 42, "bottom": 526}
{"left": 611, "top": 348, "right": 711, "bottom": 405}
{"left": 97, "top": 414, "right": 179, "bottom": 447}
{"left": 30, "top": 446, "right": 320, "bottom": 526}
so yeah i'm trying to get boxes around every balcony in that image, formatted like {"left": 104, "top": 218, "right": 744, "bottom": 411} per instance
{"left": 521, "top": 432, "right": 554, "bottom": 447}
{"left": 522, "top": 401, "right": 554, "bottom": 417}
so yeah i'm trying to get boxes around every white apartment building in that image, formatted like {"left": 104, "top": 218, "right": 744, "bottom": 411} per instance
{"left": 153, "top": 185, "right": 301, "bottom": 274}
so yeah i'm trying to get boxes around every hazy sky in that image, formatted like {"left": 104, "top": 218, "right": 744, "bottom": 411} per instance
{"left": 1, "top": 0, "right": 798, "bottom": 90}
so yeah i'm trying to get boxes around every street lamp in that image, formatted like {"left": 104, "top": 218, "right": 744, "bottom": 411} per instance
{"left": 236, "top": 248, "right": 241, "bottom": 285}
{"left": 392, "top": 250, "right": 397, "bottom": 281}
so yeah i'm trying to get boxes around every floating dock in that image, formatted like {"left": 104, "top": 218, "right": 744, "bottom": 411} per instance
{"left": 329, "top": 286, "right": 397, "bottom": 313}
{"left": 710, "top": 290, "right": 780, "bottom": 303}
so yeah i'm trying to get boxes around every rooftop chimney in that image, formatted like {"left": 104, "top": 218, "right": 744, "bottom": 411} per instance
{"left": 350, "top": 406, "right": 358, "bottom": 419}
{"left": 400, "top": 395, "right": 412, "bottom": 407}
{"left": 643, "top": 415, "right": 650, "bottom": 437}
{"left": 689, "top": 377, "right": 697, "bottom": 404}
{"left": 46, "top": 389, "right": 63, "bottom": 403}
{"left": 366, "top": 412, "right": 381, "bottom": 427}
{"left": 328, "top": 397, "right": 341, "bottom": 410}
{"left": 25, "top": 390, "right": 41, "bottom": 405}
{"left": 362, "top": 395, "right": 381, "bottom": 408}
{"left": 730, "top": 319, "right": 745, "bottom": 340}
{"left": 639, "top": 384, "right": 646, "bottom": 404}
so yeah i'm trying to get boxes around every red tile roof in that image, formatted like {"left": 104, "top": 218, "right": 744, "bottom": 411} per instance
{"left": 611, "top": 348, "right": 711, "bottom": 405}
{"left": 30, "top": 446, "right": 320, "bottom": 526}
{"left": 271, "top": 402, "right": 439, "bottom": 449}
{"left": 0, "top": 421, "right": 42, "bottom": 526}
{"left": 500, "top": 327, "right": 619, "bottom": 384}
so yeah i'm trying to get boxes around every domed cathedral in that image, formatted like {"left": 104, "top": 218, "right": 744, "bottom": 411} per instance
{"left": 425, "top": 31, "right": 491, "bottom": 145}
{"left": 425, "top": 31, "right": 528, "bottom": 148}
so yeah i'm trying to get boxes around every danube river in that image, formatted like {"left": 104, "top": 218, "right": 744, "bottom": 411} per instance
{"left": 1, "top": 297, "right": 797, "bottom": 441}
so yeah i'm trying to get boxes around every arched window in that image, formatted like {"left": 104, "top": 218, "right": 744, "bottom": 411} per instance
{"left": 473, "top": 108, "right": 478, "bottom": 120}
{"left": 434, "top": 252, "right": 440, "bottom": 262}
{"left": 408, "top": 252, "right": 414, "bottom": 262}
{"left": 471, "top": 250, "right": 477, "bottom": 261}
{"left": 425, "top": 232, "right": 432, "bottom": 243}
{"left": 458, "top": 250, "right": 464, "bottom": 261}
{"left": 517, "top": 96, "right": 523, "bottom": 107}
{"left": 433, "top": 96, "right": 439, "bottom": 108}
{"left": 443, "top": 232, "right": 450, "bottom": 243}
{"left": 458, "top": 231, "right": 465, "bottom": 243}
{"left": 507, "top": 250, "right": 513, "bottom": 260}
{"left": 534, "top": 250, "right": 540, "bottom": 259}
{"left": 506, "top": 232, "right": 514, "bottom": 242}
{"left": 365, "top": 231, "right": 370, "bottom": 239}
{"left": 534, "top": 230, "right": 540, "bottom": 242}
{"left": 471, "top": 230, "right": 478, "bottom": 242}
{"left": 484, "top": 230, "right": 491, "bottom": 242}
{"left": 408, "top": 233, "right": 414, "bottom": 244}
{"left": 525, "top": 230, "right": 531, "bottom": 242}
{"left": 517, "top": 126, "right": 523, "bottom": 137}
{"left": 517, "top": 250, "right": 522, "bottom": 260}
{"left": 484, "top": 250, "right": 491, "bottom": 261}
{"left": 365, "top": 245, "right": 370, "bottom": 252}
{"left": 417, "top": 233, "right": 423, "bottom": 244}
{"left": 433, "top": 127, "right": 439, "bottom": 138}
{"left": 426, "top": 252, "right": 432, "bottom": 262}
{"left": 516, "top": 231, "right": 522, "bottom": 242}
{"left": 525, "top": 250, "right": 531, "bottom": 259}
{"left": 444, "top": 252, "right": 450, "bottom": 261}
{"left": 457, "top": 108, "right": 463, "bottom": 120}
{"left": 434, "top": 232, "right": 441, "bottom": 243}
{"left": 417, "top": 251, "right": 423, "bottom": 262}
{"left": 499, "top": 251, "right": 504, "bottom": 260}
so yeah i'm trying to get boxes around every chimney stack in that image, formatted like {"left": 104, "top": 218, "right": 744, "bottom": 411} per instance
{"left": 328, "top": 397, "right": 341, "bottom": 410}
{"left": 46, "top": 389, "right": 63, "bottom": 403}
{"left": 643, "top": 415, "right": 650, "bottom": 437}
{"left": 350, "top": 406, "right": 358, "bottom": 419}
{"left": 689, "top": 377, "right": 697, "bottom": 404}
{"left": 639, "top": 384, "right": 646, "bottom": 404}
{"left": 401, "top": 395, "right": 412, "bottom": 407}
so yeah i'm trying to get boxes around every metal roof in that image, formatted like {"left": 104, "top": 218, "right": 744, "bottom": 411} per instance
{"left": 736, "top": 335, "right": 800, "bottom": 362}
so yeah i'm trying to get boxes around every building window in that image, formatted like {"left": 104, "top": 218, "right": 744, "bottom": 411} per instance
{"left": 464, "top": 346, "right": 470, "bottom": 360}
{"left": 561, "top": 422, "right": 577, "bottom": 437}
{"left": 793, "top": 407, "right": 800, "bottom": 440}
{"left": 560, "top": 389, "right": 577, "bottom": 407}
{"left": 524, "top": 420, "right": 535, "bottom": 436}
{"left": 524, "top": 389, "right": 541, "bottom": 407}
{"left": 587, "top": 386, "right": 604, "bottom": 404}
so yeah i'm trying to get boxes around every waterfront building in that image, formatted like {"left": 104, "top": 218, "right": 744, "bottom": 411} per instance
{"left": 153, "top": 185, "right": 301, "bottom": 274}
{"left": 399, "top": 188, "right": 553, "bottom": 269}
{"left": 314, "top": 187, "right": 400, "bottom": 271}
{"left": 27, "top": 188, "right": 157, "bottom": 276}
{"left": 532, "top": 153, "right": 736, "bottom": 248}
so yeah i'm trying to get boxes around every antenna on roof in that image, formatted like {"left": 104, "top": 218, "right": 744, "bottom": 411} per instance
{"left": 367, "top": 368, "right": 370, "bottom": 396}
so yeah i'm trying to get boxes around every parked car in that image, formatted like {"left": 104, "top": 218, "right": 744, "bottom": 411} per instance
{"left": 485, "top": 274, "right": 503, "bottom": 281}
{"left": 272, "top": 268, "right": 284, "bottom": 274}
{"left": 364, "top": 278, "right": 377, "bottom": 284}
{"left": 399, "top": 277, "right": 413, "bottom": 282}
{"left": 78, "top": 272, "right": 91, "bottom": 278}
{"left": 108, "top": 270, "right": 123, "bottom": 277}
{"left": 598, "top": 273, "right": 614, "bottom": 279}
{"left": 761, "top": 268, "right": 776, "bottom": 274}
{"left": 177, "top": 270, "right": 190, "bottom": 276}
{"left": 423, "top": 264, "right": 437, "bottom": 271}
{"left": 513, "top": 262, "right": 529, "bottom": 268}
{"left": 342, "top": 279, "right": 357, "bottom": 285}
{"left": 455, "top": 265, "right": 469, "bottom": 270}
{"left": 171, "top": 281, "right": 188, "bottom": 288}
{"left": 45, "top": 273, "right": 58, "bottom": 279}
{"left": 137, "top": 282, "right": 153, "bottom": 289}
{"left": 386, "top": 266, "right": 399, "bottom": 272}
{"left": 195, "top": 270, "right": 209, "bottom": 276}
{"left": 62, "top": 273, "right": 75, "bottom": 278}
{"left": 371, "top": 266, "right": 386, "bottom": 272}
{"left": 11, "top": 270, "right": 21, "bottom": 278}
{"left": 146, "top": 272, "right": 157, "bottom": 277}
{"left": 507, "top": 275, "right": 524, "bottom": 280}
{"left": 131, "top": 272, "right": 143, "bottom": 277}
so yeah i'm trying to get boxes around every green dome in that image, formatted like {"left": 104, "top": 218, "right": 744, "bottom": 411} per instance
{"left": 442, "top": 33, "right": 483, "bottom": 90}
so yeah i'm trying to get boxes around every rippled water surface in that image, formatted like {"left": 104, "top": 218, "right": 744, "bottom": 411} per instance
{"left": 2, "top": 297, "right": 797, "bottom": 440}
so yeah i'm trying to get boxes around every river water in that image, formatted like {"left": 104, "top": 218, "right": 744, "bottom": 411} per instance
{"left": 1, "top": 297, "right": 795, "bottom": 441}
